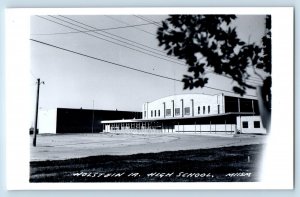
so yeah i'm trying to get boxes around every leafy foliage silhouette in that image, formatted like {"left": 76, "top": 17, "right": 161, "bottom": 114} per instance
{"left": 157, "top": 15, "right": 271, "bottom": 111}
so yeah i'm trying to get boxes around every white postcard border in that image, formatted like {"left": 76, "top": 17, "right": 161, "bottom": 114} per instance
{"left": 5, "top": 7, "right": 294, "bottom": 190}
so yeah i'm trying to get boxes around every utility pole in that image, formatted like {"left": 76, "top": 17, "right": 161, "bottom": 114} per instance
{"left": 33, "top": 78, "right": 44, "bottom": 147}
{"left": 92, "top": 100, "right": 95, "bottom": 133}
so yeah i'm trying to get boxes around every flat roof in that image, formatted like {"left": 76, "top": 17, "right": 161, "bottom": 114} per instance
{"left": 101, "top": 112, "right": 255, "bottom": 123}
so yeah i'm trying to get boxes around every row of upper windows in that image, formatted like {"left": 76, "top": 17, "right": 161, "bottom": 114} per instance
{"left": 242, "top": 121, "right": 261, "bottom": 128}
{"left": 145, "top": 105, "right": 220, "bottom": 118}
{"left": 165, "top": 107, "right": 191, "bottom": 116}
{"left": 149, "top": 110, "right": 160, "bottom": 117}
{"left": 197, "top": 106, "right": 210, "bottom": 115}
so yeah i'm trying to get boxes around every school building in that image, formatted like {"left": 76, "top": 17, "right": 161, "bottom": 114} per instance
{"left": 101, "top": 93, "right": 267, "bottom": 135}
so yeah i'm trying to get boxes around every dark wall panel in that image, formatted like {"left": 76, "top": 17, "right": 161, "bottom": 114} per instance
{"left": 224, "top": 96, "right": 259, "bottom": 115}
{"left": 224, "top": 96, "right": 239, "bottom": 112}
{"left": 56, "top": 108, "right": 142, "bottom": 133}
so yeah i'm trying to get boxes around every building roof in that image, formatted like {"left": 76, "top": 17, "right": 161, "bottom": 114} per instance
{"left": 101, "top": 112, "right": 255, "bottom": 123}
{"left": 144, "top": 92, "right": 257, "bottom": 104}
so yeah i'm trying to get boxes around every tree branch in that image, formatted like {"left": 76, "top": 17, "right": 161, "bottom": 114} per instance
{"left": 252, "top": 65, "right": 264, "bottom": 82}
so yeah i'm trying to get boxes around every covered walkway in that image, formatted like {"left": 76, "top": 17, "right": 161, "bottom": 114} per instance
{"left": 101, "top": 112, "right": 255, "bottom": 134}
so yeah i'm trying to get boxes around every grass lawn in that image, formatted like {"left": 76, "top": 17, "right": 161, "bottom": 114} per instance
{"left": 30, "top": 144, "right": 264, "bottom": 182}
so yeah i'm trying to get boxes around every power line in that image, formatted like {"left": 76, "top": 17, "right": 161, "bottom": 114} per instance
{"left": 137, "top": 15, "right": 162, "bottom": 24}
{"left": 58, "top": 15, "right": 263, "bottom": 85}
{"left": 134, "top": 15, "right": 265, "bottom": 84}
{"left": 107, "top": 15, "right": 264, "bottom": 84}
{"left": 134, "top": 15, "right": 161, "bottom": 27}
{"left": 132, "top": 15, "right": 161, "bottom": 24}
{"left": 59, "top": 15, "right": 173, "bottom": 55}
{"left": 51, "top": 15, "right": 185, "bottom": 65}
{"left": 58, "top": 17, "right": 261, "bottom": 86}
{"left": 38, "top": 15, "right": 186, "bottom": 66}
{"left": 144, "top": 16, "right": 162, "bottom": 25}
{"left": 30, "top": 38, "right": 257, "bottom": 98}
{"left": 31, "top": 38, "right": 180, "bottom": 81}
{"left": 33, "top": 15, "right": 184, "bottom": 64}
{"left": 35, "top": 15, "right": 262, "bottom": 90}
{"left": 204, "top": 69, "right": 262, "bottom": 84}
{"left": 31, "top": 21, "right": 158, "bottom": 36}
{"left": 118, "top": 16, "right": 264, "bottom": 83}
{"left": 30, "top": 69, "right": 38, "bottom": 79}
{"left": 248, "top": 76, "right": 264, "bottom": 81}
{"left": 58, "top": 15, "right": 183, "bottom": 62}
{"left": 35, "top": 15, "right": 262, "bottom": 86}
{"left": 105, "top": 15, "right": 157, "bottom": 36}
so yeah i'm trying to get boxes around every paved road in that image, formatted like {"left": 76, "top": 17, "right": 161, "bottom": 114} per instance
{"left": 30, "top": 133, "right": 266, "bottom": 161}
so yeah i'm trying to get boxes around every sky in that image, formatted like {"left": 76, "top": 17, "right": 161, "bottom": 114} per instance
{"left": 30, "top": 15, "right": 267, "bottom": 114}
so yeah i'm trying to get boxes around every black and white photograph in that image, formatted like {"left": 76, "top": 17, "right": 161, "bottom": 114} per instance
{"left": 4, "top": 8, "right": 294, "bottom": 190}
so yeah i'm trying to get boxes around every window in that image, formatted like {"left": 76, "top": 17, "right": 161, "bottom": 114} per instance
{"left": 254, "top": 121, "right": 260, "bottom": 128}
{"left": 151, "top": 110, "right": 153, "bottom": 117}
{"left": 218, "top": 105, "right": 220, "bottom": 114}
{"left": 242, "top": 121, "right": 248, "bottom": 128}
{"left": 175, "top": 108, "right": 180, "bottom": 116}
{"left": 208, "top": 106, "right": 210, "bottom": 114}
{"left": 166, "top": 109, "right": 171, "bottom": 116}
{"left": 203, "top": 106, "right": 205, "bottom": 114}
{"left": 158, "top": 110, "right": 160, "bottom": 116}
{"left": 144, "top": 111, "right": 146, "bottom": 117}
{"left": 198, "top": 106, "right": 200, "bottom": 114}
{"left": 154, "top": 110, "right": 156, "bottom": 117}
{"left": 184, "top": 107, "right": 190, "bottom": 115}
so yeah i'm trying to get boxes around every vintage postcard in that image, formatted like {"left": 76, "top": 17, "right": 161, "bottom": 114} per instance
{"left": 5, "top": 7, "right": 293, "bottom": 190}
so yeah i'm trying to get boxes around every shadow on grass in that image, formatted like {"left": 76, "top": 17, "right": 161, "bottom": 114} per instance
{"left": 30, "top": 144, "right": 264, "bottom": 182}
